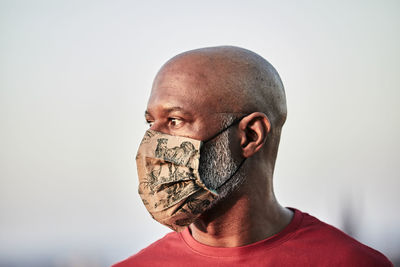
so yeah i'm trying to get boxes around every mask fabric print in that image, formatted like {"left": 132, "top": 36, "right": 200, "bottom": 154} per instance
{"left": 135, "top": 116, "right": 246, "bottom": 232}
{"left": 136, "top": 130, "right": 217, "bottom": 232}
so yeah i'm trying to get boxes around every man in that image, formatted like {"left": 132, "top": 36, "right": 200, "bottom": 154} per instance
{"left": 113, "top": 46, "right": 392, "bottom": 266}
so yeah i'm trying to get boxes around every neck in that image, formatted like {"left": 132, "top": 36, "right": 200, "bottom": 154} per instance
{"left": 188, "top": 185, "right": 293, "bottom": 247}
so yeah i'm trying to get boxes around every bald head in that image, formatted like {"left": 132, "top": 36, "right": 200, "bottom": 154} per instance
{"left": 140, "top": 46, "right": 296, "bottom": 243}
{"left": 152, "top": 46, "right": 287, "bottom": 131}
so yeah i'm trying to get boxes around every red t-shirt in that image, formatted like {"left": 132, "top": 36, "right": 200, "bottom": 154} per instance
{"left": 113, "top": 209, "right": 393, "bottom": 266}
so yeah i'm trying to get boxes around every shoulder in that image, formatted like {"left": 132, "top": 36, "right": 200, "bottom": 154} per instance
{"left": 112, "top": 231, "right": 182, "bottom": 267}
{"left": 294, "top": 210, "right": 393, "bottom": 266}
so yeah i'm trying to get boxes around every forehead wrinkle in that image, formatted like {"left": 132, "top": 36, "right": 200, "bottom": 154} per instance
{"left": 145, "top": 105, "right": 193, "bottom": 117}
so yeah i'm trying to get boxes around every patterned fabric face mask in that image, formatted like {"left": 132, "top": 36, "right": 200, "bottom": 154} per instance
{"left": 135, "top": 118, "right": 245, "bottom": 232}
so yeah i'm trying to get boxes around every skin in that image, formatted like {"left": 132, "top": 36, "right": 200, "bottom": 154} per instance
{"left": 145, "top": 46, "right": 293, "bottom": 247}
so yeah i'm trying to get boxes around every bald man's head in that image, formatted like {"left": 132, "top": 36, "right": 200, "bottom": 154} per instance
{"left": 144, "top": 46, "right": 288, "bottom": 208}
{"left": 152, "top": 46, "right": 287, "bottom": 132}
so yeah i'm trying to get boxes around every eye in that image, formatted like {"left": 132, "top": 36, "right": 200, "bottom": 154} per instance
{"left": 146, "top": 120, "right": 154, "bottom": 128}
{"left": 168, "top": 118, "right": 183, "bottom": 127}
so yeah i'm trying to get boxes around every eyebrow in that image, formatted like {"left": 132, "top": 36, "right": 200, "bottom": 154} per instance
{"left": 145, "top": 106, "right": 191, "bottom": 117}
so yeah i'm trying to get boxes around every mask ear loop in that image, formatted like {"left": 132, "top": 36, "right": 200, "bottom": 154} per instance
{"left": 202, "top": 114, "right": 249, "bottom": 194}
{"left": 215, "top": 157, "right": 246, "bottom": 191}
{"left": 203, "top": 114, "right": 248, "bottom": 144}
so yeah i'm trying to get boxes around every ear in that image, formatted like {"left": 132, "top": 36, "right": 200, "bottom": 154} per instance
{"left": 238, "top": 112, "right": 271, "bottom": 158}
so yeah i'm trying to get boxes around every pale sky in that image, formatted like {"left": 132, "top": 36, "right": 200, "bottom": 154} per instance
{"left": 1, "top": 0, "right": 399, "bottom": 266}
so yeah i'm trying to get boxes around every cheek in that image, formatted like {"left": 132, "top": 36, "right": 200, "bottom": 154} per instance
{"left": 196, "top": 116, "right": 228, "bottom": 141}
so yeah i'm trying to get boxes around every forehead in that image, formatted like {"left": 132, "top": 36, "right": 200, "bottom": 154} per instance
{"left": 146, "top": 67, "right": 219, "bottom": 116}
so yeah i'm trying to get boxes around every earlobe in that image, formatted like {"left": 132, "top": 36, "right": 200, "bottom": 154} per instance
{"left": 239, "top": 112, "right": 271, "bottom": 158}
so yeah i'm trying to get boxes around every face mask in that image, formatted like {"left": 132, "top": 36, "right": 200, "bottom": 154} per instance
{"left": 135, "top": 118, "right": 245, "bottom": 232}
